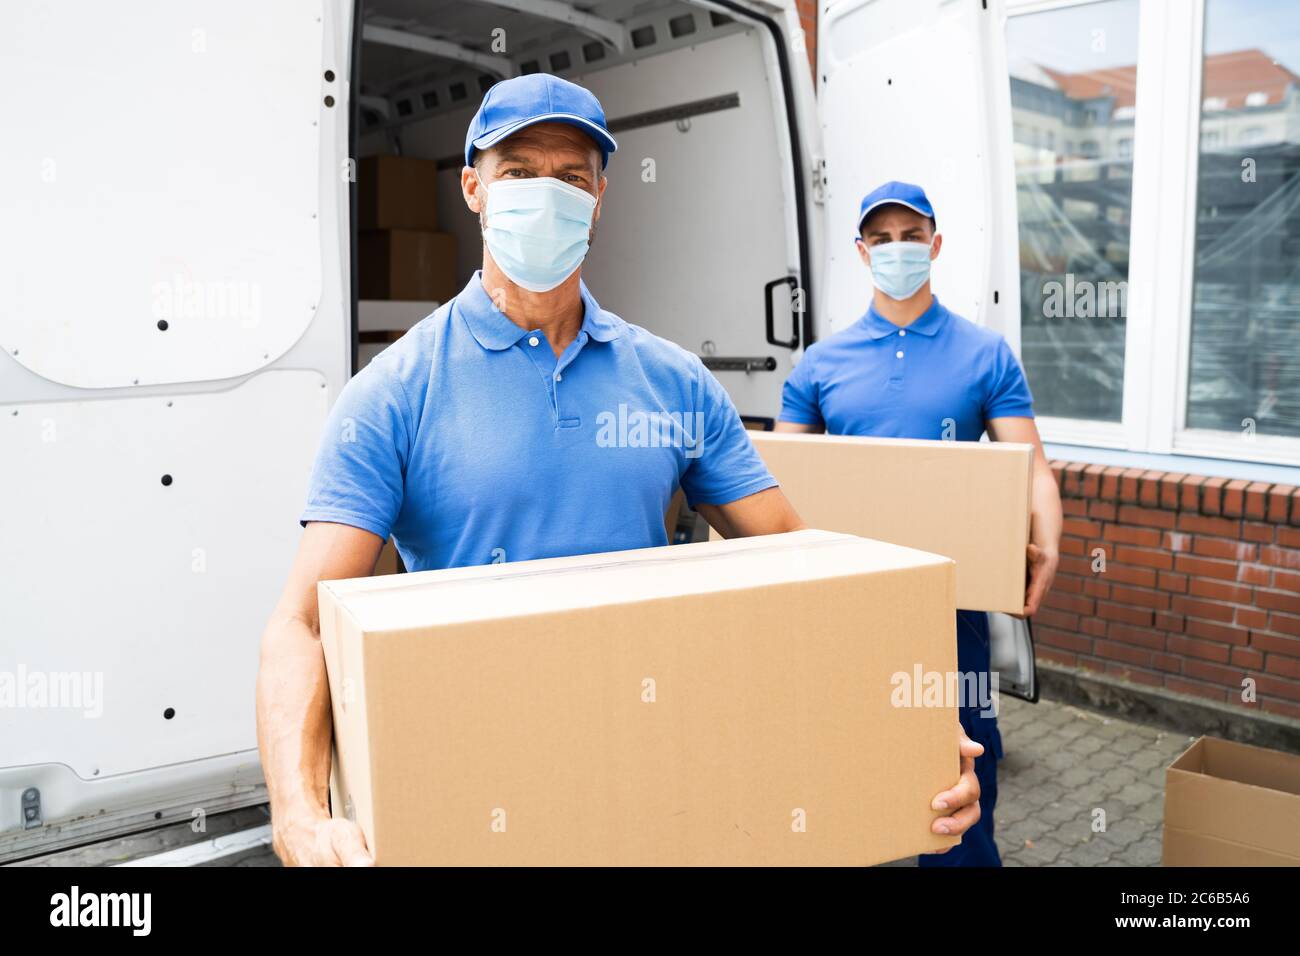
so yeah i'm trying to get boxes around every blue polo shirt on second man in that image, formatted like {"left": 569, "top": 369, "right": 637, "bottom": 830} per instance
{"left": 780, "top": 296, "right": 1034, "bottom": 439}
{"left": 301, "top": 272, "right": 776, "bottom": 571}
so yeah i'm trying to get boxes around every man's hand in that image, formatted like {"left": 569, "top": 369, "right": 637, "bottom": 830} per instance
{"left": 1024, "top": 542, "right": 1059, "bottom": 617}
{"left": 272, "top": 810, "right": 374, "bottom": 867}
{"left": 929, "top": 727, "right": 984, "bottom": 849}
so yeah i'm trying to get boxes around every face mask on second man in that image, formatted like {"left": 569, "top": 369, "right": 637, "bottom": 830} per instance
{"left": 477, "top": 173, "right": 598, "bottom": 292}
{"left": 867, "top": 240, "right": 934, "bottom": 300}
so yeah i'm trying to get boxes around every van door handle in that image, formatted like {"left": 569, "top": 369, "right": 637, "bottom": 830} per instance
{"left": 764, "top": 275, "right": 799, "bottom": 349}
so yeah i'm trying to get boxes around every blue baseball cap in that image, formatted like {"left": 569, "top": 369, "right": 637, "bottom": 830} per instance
{"left": 464, "top": 73, "right": 618, "bottom": 169}
{"left": 856, "top": 181, "right": 936, "bottom": 237}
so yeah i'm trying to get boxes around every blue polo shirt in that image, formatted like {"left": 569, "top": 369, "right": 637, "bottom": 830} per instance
{"left": 301, "top": 272, "right": 776, "bottom": 571}
{"left": 780, "top": 296, "right": 1034, "bottom": 439}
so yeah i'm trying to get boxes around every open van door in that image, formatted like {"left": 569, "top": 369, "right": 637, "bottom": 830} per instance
{"left": 817, "top": 0, "right": 1021, "bottom": 346}
{"left": 0, "top": 0, "right": 355, "bottom": 858}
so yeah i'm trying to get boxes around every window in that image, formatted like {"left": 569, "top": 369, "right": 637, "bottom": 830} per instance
{"left": 1006, "top": 0, "right": 1300, "bottom": 464}
{"left": 1007, "top": 0, "right": 1140, "bottom": 424}
{"left": 1185, "top": 0, "right": 1300, "bottom": 442}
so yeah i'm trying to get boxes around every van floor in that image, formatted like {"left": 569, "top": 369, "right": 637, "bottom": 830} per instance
{"left": 5, "top": 698, "right": 1183, "bottom": 867}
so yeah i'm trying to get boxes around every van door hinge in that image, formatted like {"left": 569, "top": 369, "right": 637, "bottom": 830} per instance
{"left": 22, "top": 788, "right": 42, "bottom": 829}
{"left": 811, "top": 156, "right": 828, "bottom": 204}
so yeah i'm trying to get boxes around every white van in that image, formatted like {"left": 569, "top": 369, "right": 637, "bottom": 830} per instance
{"left": 0, "top": 0, "right": 1019, "bottom": 859}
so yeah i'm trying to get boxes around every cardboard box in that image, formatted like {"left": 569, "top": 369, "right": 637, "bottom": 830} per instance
{"left": 357, "top": 155, "right": 438, "bottom": 230}
{"left": 725, "top": 432, "right": 1032, "bottom": 614}
{"left": 320, "top": 529, "right": 960, "bottom": 866}
{"left": 1163, "top": 736, "right": 1300, "bottom": 866}
{"left": 358, "top": 230, "right": 458, "bottom": 302}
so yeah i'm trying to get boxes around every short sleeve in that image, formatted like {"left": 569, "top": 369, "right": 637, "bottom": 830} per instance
{"left": 299, "top": 361, "right": 412, "bottom": 540}
{"left": 984, "top": 338, "right": 1036, "bottom": 420}
{"left": 678, "top": 359, "right": 778, "bottom": 507}
{"left": 779, "top": 349, "right": 825, "bottom": 426}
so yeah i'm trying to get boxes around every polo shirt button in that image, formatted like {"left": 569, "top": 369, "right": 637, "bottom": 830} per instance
{"left": 555, "top": 373, "right": 562, "bottom": 382}
{"left": 528, "top": 336, "right": 539, "bottom": 347}
{"left": 896, "top": 350, "right": 904, "bottom": 359}
{"left": 899, "top": 330, "right": 906, "bottom": 337}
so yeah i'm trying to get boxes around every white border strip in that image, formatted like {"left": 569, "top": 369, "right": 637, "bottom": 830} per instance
{"left": 114, "top": 825, "right": 273, "bottom": 868}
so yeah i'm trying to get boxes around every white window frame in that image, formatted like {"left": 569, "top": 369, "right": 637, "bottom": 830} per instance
{"left": 1006, "top": 0, "right": 1300, "bottom": 467}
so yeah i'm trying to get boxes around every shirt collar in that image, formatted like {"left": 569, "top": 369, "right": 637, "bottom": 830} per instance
{"left": 459, "top": 271, "right": 623, "bottom": 351}
{"left": 860, "top": 295, "right": 950, "bottom": 339}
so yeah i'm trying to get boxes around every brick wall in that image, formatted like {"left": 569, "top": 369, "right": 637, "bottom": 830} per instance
{"left": 1040, "top": 461, "right": 1300, "bottom": 722}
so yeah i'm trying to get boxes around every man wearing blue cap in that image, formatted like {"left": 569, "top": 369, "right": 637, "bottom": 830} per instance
{"left": 257, "top": 83, "right": 987, "bottom": 865}
{"left": 777, "top": 181, "right": 1063, "bottom": 867}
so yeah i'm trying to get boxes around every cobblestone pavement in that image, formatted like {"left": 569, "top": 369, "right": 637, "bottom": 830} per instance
{"left": 11, "top": 695, "right": 1193, "bottom": 867}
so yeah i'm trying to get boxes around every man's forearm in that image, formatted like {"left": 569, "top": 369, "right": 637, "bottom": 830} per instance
{"left": 1030, "top": 459, "right": 1062, "bottom": 552}
{"left": 256, "top": 613, "right": 335, "bottom": 821}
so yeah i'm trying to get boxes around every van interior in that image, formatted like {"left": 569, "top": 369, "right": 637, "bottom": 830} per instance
{"left": 352, "top": 0, "right": 810, "bottom": 420}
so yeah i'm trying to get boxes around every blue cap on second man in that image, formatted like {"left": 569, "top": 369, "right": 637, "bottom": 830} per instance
{"left": 464, "top": 73, "right": 618, "bottom": 169}
{"left": 856, "top": 181, "right": 936, "bottom": 236}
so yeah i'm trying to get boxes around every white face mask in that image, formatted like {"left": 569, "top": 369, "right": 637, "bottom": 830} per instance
{"left": 867, "top": 240, "right": 934, "bottom": 300}
{"left": 477, "top": 174, "right": 597, "bottom": 292}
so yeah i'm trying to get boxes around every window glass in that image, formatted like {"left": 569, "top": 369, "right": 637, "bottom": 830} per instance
{"left": 1007, "top": 0, "right": 1140, "bottom": 422}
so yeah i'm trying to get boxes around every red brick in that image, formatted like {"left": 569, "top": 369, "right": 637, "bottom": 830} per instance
{"left": 1062, "top": 517, "right": 1102, "bottom": 538}
{"left": 1260, "top": 546, "right": 1300, "bottom": 571}
{"left": 1062, "top": 498, "right": 1088, "bottom": 517}
{"left": 1179, "top": 474, "right": 1205, "bottom": 512}
{"left": 1034, "top": 608, "right": 1079, "bottom": 631}
{"left": 1264, "top": 654, "right": 1300, "bottom": 679}
{"left": 1242, "top": 521, "right": 1275, "bottom": 544}
{"left": 1267, "top": 484, "right": 1294, "bottom": 523}
{"left": 1257, "top": 589, "right": 1300, "bottom": 615}
{"left": 1116, "top": 546, "right": 1174, "bottom": 571}
{"left": 1293, "top": 487, "right": 1300, "bottom": 526}
{"left": 1082, "top": 578, "right": 1110, "bottom": 598}
{"left": 1159, "top": 571, "right": 1189, "bottom": 593}
{"left": 1280, "top": 526, "right": 1300, "bottom": 548}
{"left": 1110, "top": 584, "right": 1170, "bottom": 610}
{"left": 1155, "top": 612, "right": 1185, "bottom": 632}
{"left": 1059, "top": 536, "right": 1088, "bottom": 556}
{"left": 1035, "top": 626, "right": 1092, "bottom": 655}
{"left": 1244, "top": 481, "right": 1271, "bottom": 520}
{"left": 1201, "top": 477, "right": 1228, "bottom": 515}
{"left": 1222, "top": 479, "right": 1250, "bottom": 518}
{"left": 1080, "top": 616, "right": 1107, "bottom": 637}
{"left": 1108, "top": 623, "right": 1166, "bottom": 650}
{"left": 1254, "top": 674, "right": 1300, "bottom": 703}
{"left": 1097, "top": 601, "right": 1154, "bottom": 626}
{"left": 1274, "top": 569, "right": 1300, "bottom": 593}
{"left": 1185, "top": 618, "right": 1249, "bottom": 645}
{"left": 1058, "top": 555, "right": 1093, "bottom": 577}
{"left": 1139, "top": 470, "right": 1164, "bottom": 507}
{"left": 1095, "top": 639, "right": 1152, "bottom": 668}
{"left": 1239, "top": 563, "right": 1271, "bottom": 586}
{"left": 1251, "top": 630, "right": 1300, "bottom": 658}
{"left": 1262, "top": 698, "right": 1300, "bottom": 720}
{"left": 1172, "top": 596, "right": 1236, "bottom": 623}
{"left": 1191, "top": 537, "right": 1257, "bottom": 561}
{"left": 1187, "top": 578, "right": 1253, "bottom": 604}
{"left": 1159, "top": 473, "right": 1187, "bottom": 510}
{"left": 1184, "top": 658, "right": 1247, "bottom": 688}
{"left": 1164, "top": 531, "right": 1193, "bottom": 552}
{"left": 1103, "top": 524, "right": 1162, "bottom": 547}
{"left": 1081, "top": 463, "right": 1106, "bottom": 497}
{"left": 1177, "top": 513, "right": 1240, "bottom": 537}
{"left": 1152, "top": 652, "right": 1183, "bottom": 673}
{"left": 1167, "top": 634, "right": 1231, "bottom": 663}
{"left": 1166, "top": 676, "right": 1229, "bottom": 703}
{"left": 1269, "top": 612, "right": 1300, "bottom": 637}
{"left": 1103, "top": 562, "right": 1158, "bottom": 588}
{"left": 1120, "top": 467, "right": 1145, "bottom": 503}
{"left": 1235, "top": 606, "right": 1269, "bottom": 629}
{"left": 1088, "top": 500, "right": 1117, "bottom": 521}
{"left": 1173, "top": 554, "right": 1238, "bottom": 580}
{"left": 1118, "top": 505, "right": 1176, "bottom": 529}
{"left": 1051, "top": 574, "right": 1085, "bottom": 594}
{"left": 1043, "top": 591, "right": 1094, "bottom": 616}
{"left": 1100, "top": 466, "right": 1124, "bottom": 500}
{"left": 1232, "top": 646, "right": 1265, "bottom": 669}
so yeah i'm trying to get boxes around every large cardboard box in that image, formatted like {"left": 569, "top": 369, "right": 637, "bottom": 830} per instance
{"left": 1163, "top": 736, "right": 1300, "bottom": 866}
{"left": 358, "top": 229, "right": 458, "bottom": 302}
{"left": 727, "top": 432, "right": 1033, "bottom": 614}
{"left": 357, "top": 155, "right": 438, "bottom": 230}
{"left": 320, "top": 529, "right": 961, "bottom": 866}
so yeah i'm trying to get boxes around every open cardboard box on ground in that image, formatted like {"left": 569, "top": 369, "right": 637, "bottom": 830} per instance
{"left": 1162, "top": 736, "right": 1300, "bottom": 866}
{"left": 320, "top": 529, "right": 961, "bottom": 866}
{"left": 726, "top": 432, "right": 1033, "bottom": 614}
